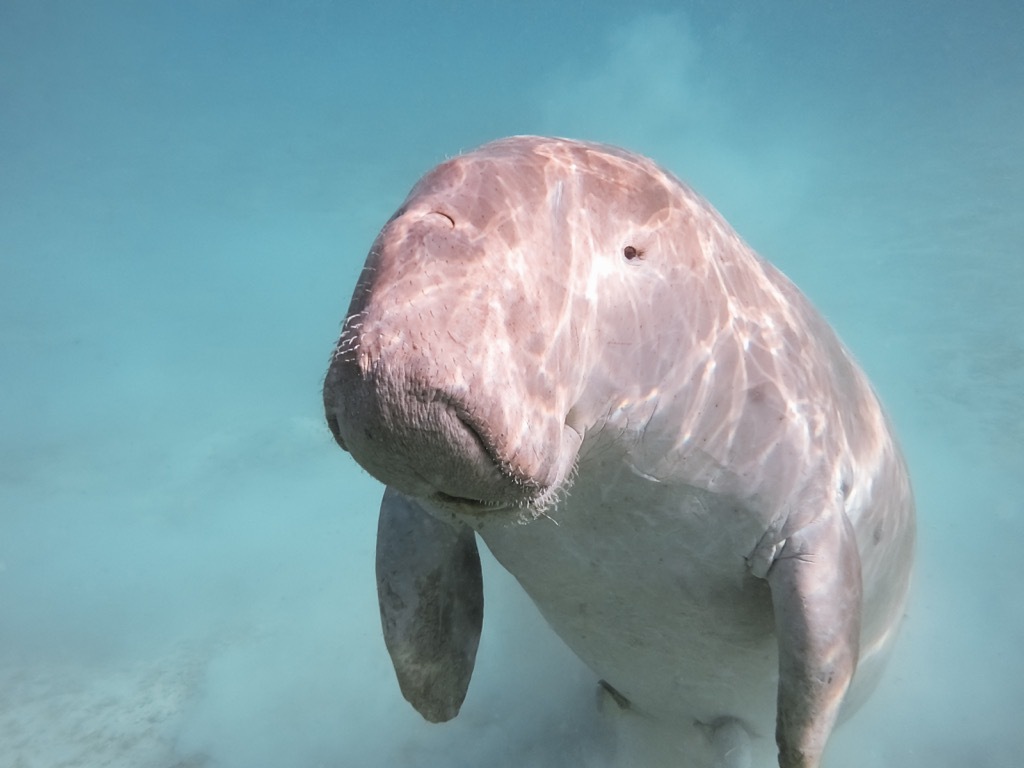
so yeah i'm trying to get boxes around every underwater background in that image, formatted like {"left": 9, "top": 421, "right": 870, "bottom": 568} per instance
{"left": 2, "top": 2, "right": 1021, "bottom": 766}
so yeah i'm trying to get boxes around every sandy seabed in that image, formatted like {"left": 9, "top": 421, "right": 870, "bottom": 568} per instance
{"left": 0, "top": 648, "right": 207, "bottom": 768}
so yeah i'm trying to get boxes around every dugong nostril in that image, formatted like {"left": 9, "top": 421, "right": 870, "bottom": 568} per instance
{"left": 429, "top": 210, "right": 456, "bottom": 228}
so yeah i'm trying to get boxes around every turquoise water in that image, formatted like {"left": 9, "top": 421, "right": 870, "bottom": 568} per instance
{"left": 1, "top": 2, "right": 1021, "bottom": 766}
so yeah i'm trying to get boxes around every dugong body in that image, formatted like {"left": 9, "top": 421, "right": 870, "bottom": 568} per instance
{"left": 323, "top": 136, "right": 914, "bottom": 768}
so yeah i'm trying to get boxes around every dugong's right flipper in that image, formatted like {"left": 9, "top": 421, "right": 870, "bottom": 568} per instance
{"left": 375, "top": 486, "right": 483, "bottom": 722}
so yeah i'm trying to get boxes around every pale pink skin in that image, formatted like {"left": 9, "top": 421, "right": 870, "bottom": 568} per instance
{"left": 324, "top": 137, "right": 915, "bottom": 768}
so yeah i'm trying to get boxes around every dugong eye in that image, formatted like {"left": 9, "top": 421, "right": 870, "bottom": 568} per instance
{"left": 623, "top": 245, "right": 644, "bottom": 260}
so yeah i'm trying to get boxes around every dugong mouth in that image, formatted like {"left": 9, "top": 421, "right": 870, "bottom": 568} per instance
{"left": 324, "top": 361, "right": 580, "bottom": 519}
{"left": 432, "top": 491, "right": 509, "bottom": 514}
{"left": 430, "top": 398, "right": 583, "bottom": 517}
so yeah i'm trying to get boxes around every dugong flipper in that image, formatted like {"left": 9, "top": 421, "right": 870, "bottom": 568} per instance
{"left": 375, "top": 486, "right": 483, "bottom": 722}
{"left": 766, "top": 510, "right": 862, "bottom": 765}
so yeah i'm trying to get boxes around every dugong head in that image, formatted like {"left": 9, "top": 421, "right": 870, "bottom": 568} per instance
{"left": 323, "top": 136, "right": 705, "bottom": 516}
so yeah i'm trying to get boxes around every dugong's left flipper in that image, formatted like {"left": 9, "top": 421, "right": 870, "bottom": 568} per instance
{"left": 376, "top": 486, "right": 483, "bottom": 722}
{"left": 767, "top": 509, "right": 862, "bottom": 768}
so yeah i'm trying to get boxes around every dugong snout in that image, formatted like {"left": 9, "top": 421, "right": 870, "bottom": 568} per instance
{"left": 324, "top": 354, "right": 524, "bottom": 506}
{"left": 324, "top": 182, "right": 585, "bottom": 514}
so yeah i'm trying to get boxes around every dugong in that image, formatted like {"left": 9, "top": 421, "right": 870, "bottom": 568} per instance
{"left": 322, "top": 136, "right": 914, "bottom": 768}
